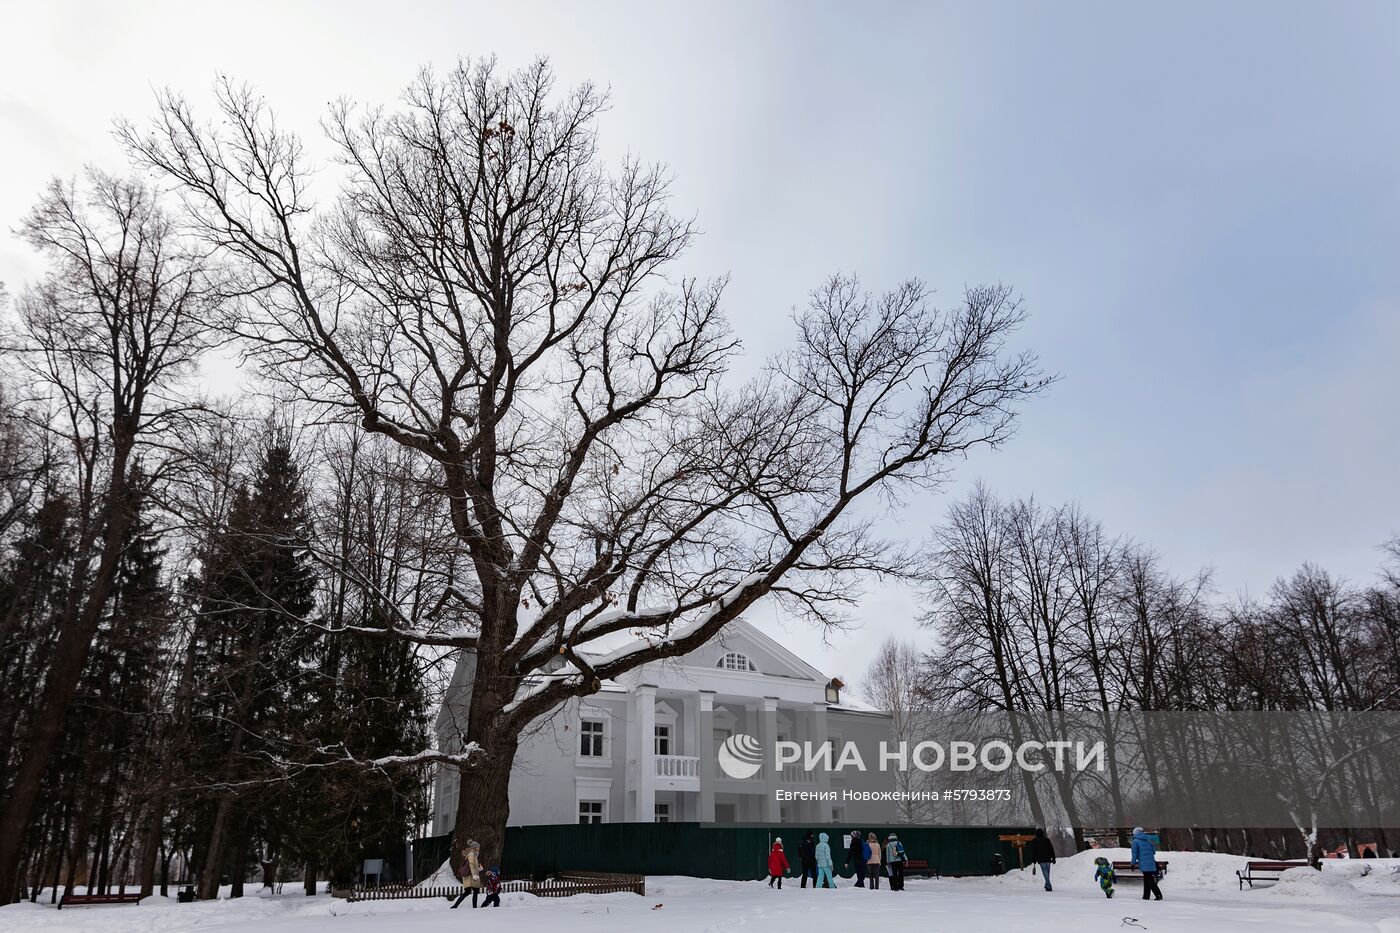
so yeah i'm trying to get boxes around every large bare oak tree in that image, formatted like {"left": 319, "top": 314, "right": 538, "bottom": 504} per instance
{"left": 121, "top": 58, "right": 1047, "bottom": 870}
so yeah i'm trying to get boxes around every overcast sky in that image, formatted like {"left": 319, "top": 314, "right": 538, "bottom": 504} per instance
{"left": 3, "top": 1, "right": 1398, "bottom": 688}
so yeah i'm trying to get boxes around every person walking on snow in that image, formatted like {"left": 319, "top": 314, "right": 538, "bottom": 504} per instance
{"left": 768, "top": 838, "right": 790, "bottom": 888}
{"left": 865, "top": 832, "right": 883, "bottom": 889}
{"left": 1028, "top": 827, "right": 1056, "bottom": 891}
{"left": 884, "top": 834, "right": 907, "bottom": 891}
{"left": 450, "top": 841, "right": 484, "bottom": 908}
{"left": 846, "top": 829, "right": 868, "bottom": 886}
{"left": 1131, "top": 827, "right": 1164, "bottom": 901}
{"left": 815, "top": 832, "right": 837, "bottom": 888}
{"left": 799, "top": 831, "right": 818, "bottom": 888}
{"left": 480, "top": 869, "right": 502, "bottom": 907}
{"left": 1093, "top": 856, "right": 1115, "bottom": 898}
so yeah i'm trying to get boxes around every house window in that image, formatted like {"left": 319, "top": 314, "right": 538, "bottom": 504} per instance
{"left": 654, "top": 724, "right": 671, "bottom": 756}
{"left": 654, "top": 802, "right": 671, "bottom": 823}
{"left": 580, "top": 719, "right": 606, "bottom": 758}
{"left": 717, "top": 652, "right": 758, "bottom": 673}
{"left": 578, "top": 800, "right": 605, "bottom": 824}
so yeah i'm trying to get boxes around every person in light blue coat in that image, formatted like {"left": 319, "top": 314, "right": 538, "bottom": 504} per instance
{"left": 1130, "top": 827, "right": 1163, "bottom": 901}
{"left": 814, "top": 832, "right": 837, "bottom": 888}
{"left": 884, "top": 834, "right": 907, "bottom": 891}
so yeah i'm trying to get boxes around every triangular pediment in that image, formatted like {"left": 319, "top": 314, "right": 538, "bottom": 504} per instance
{"left": 683, "top": 617, "right": 826, "bottom": 683}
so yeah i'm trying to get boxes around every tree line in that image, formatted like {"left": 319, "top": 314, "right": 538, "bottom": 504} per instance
{"left": 0, "top": 173, "right": 458, "bottom": 900}
{"left": 867, "top": 485, "right": 1400, "bottom": 861}
{"left": 0, "top": 340, "right": 440, "bottom": 901}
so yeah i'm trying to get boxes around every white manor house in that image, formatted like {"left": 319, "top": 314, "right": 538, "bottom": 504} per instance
{"left": 432, "top": 618, "right": 896, "bottom": 833}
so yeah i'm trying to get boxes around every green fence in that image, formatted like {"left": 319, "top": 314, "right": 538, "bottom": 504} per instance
{"left": 414, "top": 823, "right": 1031, "bottom": 882}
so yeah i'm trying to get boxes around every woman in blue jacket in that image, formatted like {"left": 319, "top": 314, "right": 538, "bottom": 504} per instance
{"left": 1130, "top": 827, "right": 1163, "bottom": 901}
{"left": 814, "top": 832, "right": 837, "bottom": 888}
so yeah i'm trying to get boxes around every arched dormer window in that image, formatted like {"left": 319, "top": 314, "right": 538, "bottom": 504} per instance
{"left": 717, "top": 652, "right": 758, "bottom": 673}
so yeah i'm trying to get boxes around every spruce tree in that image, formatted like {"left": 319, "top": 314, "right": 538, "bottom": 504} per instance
{"left": 189, "top": 437, "right": 318, "bottom": 898}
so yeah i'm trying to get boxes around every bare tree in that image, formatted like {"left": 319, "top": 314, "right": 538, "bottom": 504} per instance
{"left": 919, "top": 484, "right": 1049, "bottom": 826}
{"left": 861, "top": 637, "right": 932, "bottom": 821}
{"left": 0, "top": 173, "right": 214, "bottom": 902}
{"left": 121, "top": 58, "right": 1047, "bottom": 868}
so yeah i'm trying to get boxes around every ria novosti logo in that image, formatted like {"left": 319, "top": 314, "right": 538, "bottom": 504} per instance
{"left": 717, "top": 733, "right": 1106, "bottom": 777}
{"left": 717, "top": 733, "right": 765, "bottom": 779}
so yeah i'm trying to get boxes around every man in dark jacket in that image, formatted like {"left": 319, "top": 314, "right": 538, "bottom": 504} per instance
{"left": 1027, "top": 827, "right": 1056, "bottom": 891}
{"left": 798, "top": 831, "right": 818, "bottom": 888}
{"left": 846, "top": 830, "right": 867, "bottom": 887}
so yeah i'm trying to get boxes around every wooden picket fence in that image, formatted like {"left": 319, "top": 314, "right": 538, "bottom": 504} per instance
{"left": 542, "top": 871, "right": 645, "bottom": 897}
{"left": 346, "top": 872, "right": 643, "bottom": 902}
{"left": 346, "top": 883, "right": 459, "bottom": 902}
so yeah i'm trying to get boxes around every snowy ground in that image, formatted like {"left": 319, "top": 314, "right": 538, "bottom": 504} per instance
{"left": 5, "top": 851, "right": 1400, "bottom": 933}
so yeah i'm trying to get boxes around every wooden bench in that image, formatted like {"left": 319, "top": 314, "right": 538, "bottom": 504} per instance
{"left": 1112, "top": 860, "right": 1169, "bottom": 881}
{"left": 58, "top": 892, "right": 144, "bottom": 909}
{"left": 1237, "top": 860, "right": 1310, "bottom": 890}
{"left": 904, "top": 858, "right": 936, "bottom": 878}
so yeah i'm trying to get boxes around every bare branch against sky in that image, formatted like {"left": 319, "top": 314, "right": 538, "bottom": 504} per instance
{"left": 2, "top": 0, "right": 1398, "bottom": 688}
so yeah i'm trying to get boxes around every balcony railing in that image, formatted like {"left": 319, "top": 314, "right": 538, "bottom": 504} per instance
{"left": 655, "top": 754, "right": 700, "bottom": 778}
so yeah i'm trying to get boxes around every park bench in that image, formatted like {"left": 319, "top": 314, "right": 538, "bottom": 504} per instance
{"left": 1236, "top": 860, "right": 1310, "bottom": 889}
{"left": 1111, "top": 859, "right": 1169, "bottom": 881}
{"left": 58, "top": 892, "right": 144, "bottom": 909}
{"left": 904, "top": 858, "right": 936, "bottom": 878}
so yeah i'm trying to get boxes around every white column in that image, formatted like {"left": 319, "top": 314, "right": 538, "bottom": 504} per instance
{"left": 811, "top": 701, "right": 834, "bottom": 822}
{"left": 760, "top": 696, "right": 781, "bottom": 821}
{"left": 637, "top": 683, "right": 657, "bottom": 823}
{"left": 697, "top": 691, "right": 716, "bottom": 822}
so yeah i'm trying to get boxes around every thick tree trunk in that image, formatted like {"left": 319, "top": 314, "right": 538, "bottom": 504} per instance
{"left": 450, "top": 732, "right": 519, "bottom": 875}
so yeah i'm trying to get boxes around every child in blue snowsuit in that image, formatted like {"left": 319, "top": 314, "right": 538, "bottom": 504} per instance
{"left": 1093, "top": 856, "right": 1115, "bottom": 898}
{"left": 815, "top": 832, "right": 836, "bottom": 888}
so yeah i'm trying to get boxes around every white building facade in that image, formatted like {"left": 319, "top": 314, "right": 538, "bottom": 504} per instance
{"left": 432, "top": 619, "right": 896, "bottom": 834}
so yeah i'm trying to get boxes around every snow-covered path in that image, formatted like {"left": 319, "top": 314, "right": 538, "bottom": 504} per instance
{"left": 5, "top": 852, "right": 1399, "bottom": 933}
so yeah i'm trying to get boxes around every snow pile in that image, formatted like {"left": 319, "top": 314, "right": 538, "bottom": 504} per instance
{"left": 417, "top": 858, "right": 461, "bottom": 887}
{"left": 1260, "top": 865, "right": 1358, "bottom": 903}
{"left": 1261, "top": 858, "right": 1400, "bottom": 902}
{"left": 989, "top": 847, "right": 1253, "bottom": 893}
